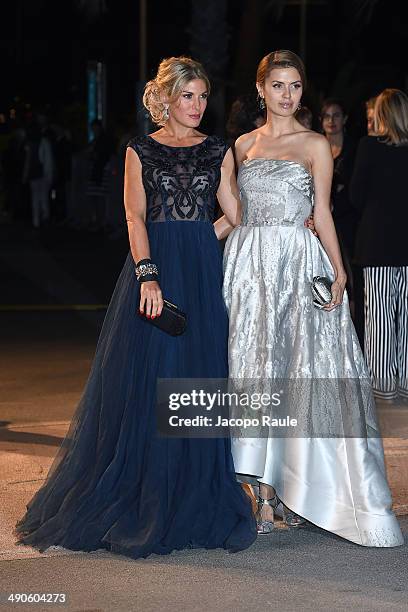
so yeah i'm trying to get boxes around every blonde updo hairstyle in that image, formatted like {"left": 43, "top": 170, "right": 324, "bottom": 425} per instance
{"left": 374, "top": 88, "right": 408, "bottom": 146}
{"left": 256, "top": 49, "right": 307, "bottom": 91}
{"left": 143, "top": 56, "right": 211, "bottom": 126}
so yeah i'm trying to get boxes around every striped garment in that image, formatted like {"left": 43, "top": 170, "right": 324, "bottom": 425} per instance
{"left": 363, "top": 266, "right": 408, "bottom": 400}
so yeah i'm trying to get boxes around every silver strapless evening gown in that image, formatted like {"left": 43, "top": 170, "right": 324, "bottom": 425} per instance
{"left": 222, "top": 158, "right": 403, "bottom": 547}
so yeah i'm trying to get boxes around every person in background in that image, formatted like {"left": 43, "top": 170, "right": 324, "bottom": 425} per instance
{"left": 48, "top": 123, "right": 73, "bottom": 223}
{"left": 350, "top": 88, "right": 408, "bottom": 402}
{"left": 320, "top": 98, "right": 358, "bottom": 261}
{"left": 319, "top": 98, "right": 363, "bottom": 340}
{"left": 85, "top": 119, "right": 114, "bottom": 231}
{"left": 226, "top": 94, "right": 265, "bottom": 148}
{"left": 23, "top": 122, "right": 54, "bottom": 229}
{"left": 365, "top": 96, "right": 377, "bottom": 136}
{"left": 295, "top": 105, "right": 313, "bottom": 129}
{"left": 220, "top": 95, "right": 266, "bottom": 230}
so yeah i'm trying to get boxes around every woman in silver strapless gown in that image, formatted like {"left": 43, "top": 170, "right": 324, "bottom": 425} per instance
{"left": 223, "top": 51, "right": 403, "bottom": 547}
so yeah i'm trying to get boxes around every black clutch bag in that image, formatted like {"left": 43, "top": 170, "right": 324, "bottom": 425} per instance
{"left": 139, "top": 299, "right": 187, "bottom": 336}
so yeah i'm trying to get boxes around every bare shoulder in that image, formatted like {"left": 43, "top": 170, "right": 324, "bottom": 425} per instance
{"left": 235, "top": 130, "right": 259, "bottom": 152}
{"left": 303, "top": 131, "right": 331, "bottom": 155}
{"left": 235, "top": 129, "right": 259, "bottom": 164}
{"left": 125, "top": 145, "right": 142, "bottom": 167}
{"left": 304, "top": 133, "right": 333, "bottom": 181}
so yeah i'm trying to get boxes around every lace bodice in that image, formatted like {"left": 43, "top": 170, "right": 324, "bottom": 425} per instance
{"left": 127, "top": 135, "right": 229, "bottom": 223}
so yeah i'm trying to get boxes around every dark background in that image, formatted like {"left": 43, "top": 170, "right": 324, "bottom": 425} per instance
{"left": 1, "top": 0, "right": 407, "bottom": 308}
{"left": 1, "top": 0, "right": 408, "bottom": 140}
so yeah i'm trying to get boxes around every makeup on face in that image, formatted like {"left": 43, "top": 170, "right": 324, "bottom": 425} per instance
{"left": 169, "top": 79, "right": 208, "bottom": 126}
{"left": 261, "top": 68, "right": 303, "bottom": 114}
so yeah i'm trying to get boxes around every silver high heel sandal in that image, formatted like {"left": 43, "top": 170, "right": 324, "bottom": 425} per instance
{"left": 271, "top": 497, "right": 306, "bottom": 528}
{"left": 279, "top": 500, "right": 306, "bottom": 527}
{"left": 282, "top": 506, "right": 306, "bottom": 528}
{"left": 256, "top": 494, "right": 278, "bottom": 535}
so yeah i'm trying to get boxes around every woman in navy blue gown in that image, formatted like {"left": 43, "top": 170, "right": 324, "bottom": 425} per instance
{"left": 15, "top": 56, "right": 256, "bottom": 559}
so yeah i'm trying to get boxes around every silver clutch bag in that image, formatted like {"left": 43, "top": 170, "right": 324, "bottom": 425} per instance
{"left": 311, "top": 276, "right": 332, "bottom": 309}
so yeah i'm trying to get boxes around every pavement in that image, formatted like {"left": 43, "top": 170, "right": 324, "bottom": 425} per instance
{"left": 0, "top": 223, "right": 408, "bottom": 611}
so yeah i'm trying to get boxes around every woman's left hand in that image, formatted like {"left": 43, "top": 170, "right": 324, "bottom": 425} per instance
{"left": 324, "top": 275, "right": 347, "bottom": 311}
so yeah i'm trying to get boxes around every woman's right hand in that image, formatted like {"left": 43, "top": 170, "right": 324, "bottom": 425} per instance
{"left": 139, "top": 281, "right": 163, "bottom": 319}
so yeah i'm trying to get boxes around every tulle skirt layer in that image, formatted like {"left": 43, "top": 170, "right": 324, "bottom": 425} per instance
{"left": 15, "top": 221, "right": 257, "bottom": 558}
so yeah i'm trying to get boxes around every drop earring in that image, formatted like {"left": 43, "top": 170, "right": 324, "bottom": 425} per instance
{"left": 297, "top": 103, "right": 302, "bottom": 111}
{"left": 164, "top": 105, "right": 169, "bottom": 120}
{"left": 258, "top": 95, "right": 266, "bottom": 110}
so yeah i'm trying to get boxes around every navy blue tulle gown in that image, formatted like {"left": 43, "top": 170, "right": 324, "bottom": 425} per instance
{"left": 15, "top": 134, "right": 257, "bottom": 559}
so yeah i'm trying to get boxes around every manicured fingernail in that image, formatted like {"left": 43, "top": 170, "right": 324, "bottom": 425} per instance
{"left": 151, "top": 315, "right": 155, "bottom": 319}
